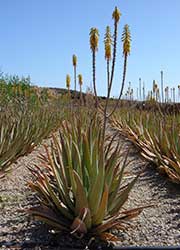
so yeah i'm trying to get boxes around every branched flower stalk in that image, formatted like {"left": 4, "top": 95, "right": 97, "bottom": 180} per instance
{"left": 108, "top": 24, "right": 131, "bottom": 118}
{"left": 102, "top": 7, "right": 121, "bottom": 142}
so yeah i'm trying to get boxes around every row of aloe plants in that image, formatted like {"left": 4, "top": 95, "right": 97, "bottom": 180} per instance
{"left": 0, "top": 106, "right": 63, "bottom": 177}
{"left": 110, "top": 108, "right": 180, "bottom": 183}
{"left": 0, "top": 75, "right": 69, "bottom": 177}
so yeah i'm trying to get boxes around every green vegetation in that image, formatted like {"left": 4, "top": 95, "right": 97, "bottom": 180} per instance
{"left": 0, "top": 74, "right": 66, "bottom": 177}
{"left": 111, "top": 107, "right": 180, "bottom": 183}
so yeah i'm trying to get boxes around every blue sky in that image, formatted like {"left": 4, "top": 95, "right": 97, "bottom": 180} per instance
{"left": 1, "top": 0, "right": 180, "bottom": 98}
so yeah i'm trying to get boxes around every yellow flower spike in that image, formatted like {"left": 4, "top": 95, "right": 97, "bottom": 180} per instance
{"left": 104, "top": 26, "right": 112, "bottom": 60}
{"left": 89, "top": 27, "right": 99, "bottom": 52}
{"left": 78, "top": 74, "right": 83, "bottom": 86}
{"left": 72, "top": 54, "right": 77, "bottom": 67}
{"left": 66, "top": 74, "right": 71, "bottom": 89}
{"left": 112, "top": 6, "right": 121, "bottom": 23}
{"left": 122, "top": 24, "right": 131, "bottom": 56}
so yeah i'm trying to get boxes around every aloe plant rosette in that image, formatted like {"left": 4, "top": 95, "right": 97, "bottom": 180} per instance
{"left": 28, "top": 115, "right": 143, "bottom": 239}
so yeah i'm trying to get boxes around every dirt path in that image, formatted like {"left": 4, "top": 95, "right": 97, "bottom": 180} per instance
{"left": 0, "top": 132, "right": 180, "bottom": 249}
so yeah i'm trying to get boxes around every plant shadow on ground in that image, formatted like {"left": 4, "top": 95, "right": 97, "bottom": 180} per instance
{"left": 0, "top": 217, "right": 113, "bottom": 250}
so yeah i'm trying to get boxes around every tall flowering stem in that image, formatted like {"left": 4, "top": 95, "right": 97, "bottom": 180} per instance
{"left": 72, "top": 55, "right": 77, "bottom": 91}
{"left": 104, "top": 26, "right": 112, "bottom": 89}
{"left": 108, "top": 7, "right": 121, "bottom": 93}
{"left": 89, "top": 28, "right": 99, "bottom": 108}
{"left": 102, "top": 7, "right": 121, "bottom": 141}
{"left": 78, "top": 74, "right": 83, "bottom": 105}
{"left": 66, "top": 74, "right": 71, "bottom": 97}
{"left": 108, "top": 24, "right": 131, "bottom": 118}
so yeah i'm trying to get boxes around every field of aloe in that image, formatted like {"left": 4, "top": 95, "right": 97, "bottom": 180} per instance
{"left": 110, "top": 105, "right": 180, "bottom": 183}
{"left": 0, "top": 74, "right": 66, "bottom": 177}
{"left": 0, "top": 5, "right": 180, "bottom": 249}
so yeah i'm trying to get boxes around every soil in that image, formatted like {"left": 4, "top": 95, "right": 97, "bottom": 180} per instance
{"left": 0, "top": 132, "right": 180, "bottom": 250}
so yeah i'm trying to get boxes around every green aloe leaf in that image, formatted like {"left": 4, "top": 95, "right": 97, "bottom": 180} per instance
{"left": 93, "top": 184, "right": 109, "bottom": 225}
{"left": 88, "top": 147, "right": 105, "bottom": 216}
{"left": 73, "top": 170, "right": 92, "bottom": 229}
{"left": 73, "top": 170, "right": 89, "bottom": 214}
{"left": 109, "top": 175, "right": 139, "bottom": 215}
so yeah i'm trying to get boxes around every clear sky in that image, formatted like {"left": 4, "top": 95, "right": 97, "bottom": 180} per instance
{"left": 1, "top": 0, "right": 180, "bottom": 98}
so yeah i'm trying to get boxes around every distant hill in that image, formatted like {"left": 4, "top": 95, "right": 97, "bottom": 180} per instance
{"left": 46, "top": 87, "right": 108, "bottom": 100}
{"left": 42, "top": 87, "right": 180, "bottom": 114}
{"left": 48, "top": 87, "right": 81, "bottom": 97}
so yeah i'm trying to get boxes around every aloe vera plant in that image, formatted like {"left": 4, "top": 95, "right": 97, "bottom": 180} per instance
{"left": 28, "top": 114, "right": 143, "bottom": 238}
{"left": 28, "top": 6, "right": 146, "bottom": 240}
